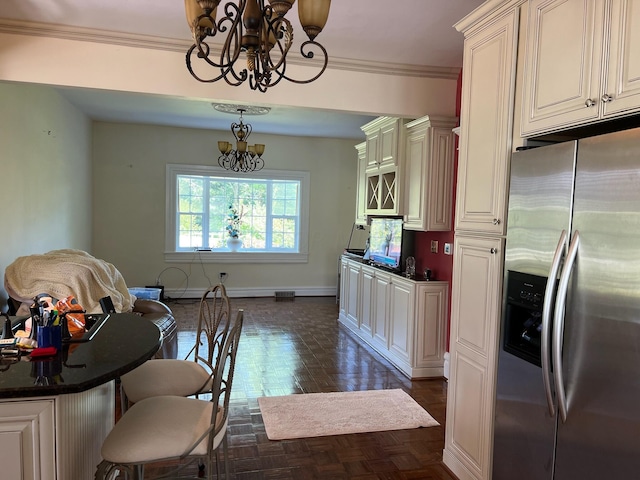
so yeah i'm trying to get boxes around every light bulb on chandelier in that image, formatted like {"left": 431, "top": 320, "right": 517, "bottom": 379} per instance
{"left": 184, "top": 0, "right": 332, "bottom": 93}
{"left": 217, "top": 108, "right": 266, "bottom": 172}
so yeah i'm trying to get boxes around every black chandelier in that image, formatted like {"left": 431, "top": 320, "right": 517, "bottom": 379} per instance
{"left": 184, "top": 0, "right": 331, "bottom": 93}
{"left": 217, "top": 108, "right": 266, "bottom": 172}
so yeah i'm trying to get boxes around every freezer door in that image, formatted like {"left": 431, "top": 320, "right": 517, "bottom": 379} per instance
{"left": 493, "top": 142, "right": 576, "bottom": 480}
{"left": 553, "top": 127, "right": 640, "bottom": 479}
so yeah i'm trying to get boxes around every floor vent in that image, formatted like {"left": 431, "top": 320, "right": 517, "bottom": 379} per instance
{"left": 275, "top": 291, "right": 295, "bottom": 302}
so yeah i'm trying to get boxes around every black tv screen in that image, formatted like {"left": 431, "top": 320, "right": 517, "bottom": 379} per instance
{"left": 368, "top": 217, "right": 403, "bottom": 270}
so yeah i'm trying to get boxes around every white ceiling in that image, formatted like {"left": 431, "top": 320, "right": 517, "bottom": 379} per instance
{"left": 0, "top": 0, "right": 484, "bottom": 139}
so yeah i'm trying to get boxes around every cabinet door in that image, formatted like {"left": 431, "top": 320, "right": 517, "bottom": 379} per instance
{"left": 603, "top": 0, "right": 640, "bottom": 117}
{"left": 354, "top": 142, "right": 367, "bottom": 225}
{"left": 379, "top": 118, "right": 399, "bottom": 168}
{"left": 455, "top": 11, "right": 518, "bottom": 235}
{"left": 388, "top": 277, "right": 415, "bottom": 364}
{"left": 520, "top": 0, "right": 605, "bottom": 135}
{"left": 0, "top": 400, "right": 55, "bottom": 480}
{"left": 360, "top": 266, "right": 375, "bottom": 337}
{"left": 414, "top": 283, "right": 447, "bottom": 373}
{"left": 365, "top": 129, "right": 380, "bottom": 170}
{"left": 443, "top": 235, "right": 504, "bottom": 480}
{"left": 345, "top": 261, "right": 361, "bottom": 328}
{"left": 379, "top": 169, "right": 398, "bottom": 213}
{"left": 339, "top": 259, "right": 349, "bottom": 319}
{"left": 365, "top": 173, "right": 380, "bottom": 212}
{"left": 371, "top": 271, "right": 390, "bottom": 348}
{"left": 404, "top": 124, "right": 430, "bottom": 229}
{"left": 366, "top": 170, "right": 400, "bottom": 215}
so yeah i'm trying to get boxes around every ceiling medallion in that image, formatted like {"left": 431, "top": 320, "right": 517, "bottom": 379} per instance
{"left": 184, "top": 0, "right": 332, "bottom": 93}
{"left": 212, "top": 103, "right": 271, "bottom": 116}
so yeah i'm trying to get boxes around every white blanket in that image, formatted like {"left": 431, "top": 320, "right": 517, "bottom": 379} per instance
{"left": 4, "top": 249, "right": 135, "bottom": 314}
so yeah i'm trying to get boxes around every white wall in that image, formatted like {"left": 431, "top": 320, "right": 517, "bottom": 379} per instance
{"left": 91, "top": 122, "right": 359, "bottom": 297}
{"left": 0, "top": 82, "right": 92, "bottom": 307}
{"left": 0, "top": 31, "right": 459, "bottom": 119}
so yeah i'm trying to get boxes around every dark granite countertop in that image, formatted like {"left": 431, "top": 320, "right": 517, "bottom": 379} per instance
{"left": 341, "top": 252, "right": 442, "bottom": 283}
{"left": 0, "top": 313, "right": 161, "bottom": 398}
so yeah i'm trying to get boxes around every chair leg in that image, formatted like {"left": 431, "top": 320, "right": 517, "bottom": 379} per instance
{"left": 222, "top": 435, "right": 230, "bottom": 479}
{"left": 120, "top": 381, "right": 129, "bottom": 414}
{"left": 95, "top": 460, "right": 123, "bottom": 480}
{"left": 133, "top": 464, "right": 144, "bottom": 480}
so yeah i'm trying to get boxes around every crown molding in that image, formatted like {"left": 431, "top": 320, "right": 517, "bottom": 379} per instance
{"left": 0, "top": 18, "right": 460, "bottom": 80}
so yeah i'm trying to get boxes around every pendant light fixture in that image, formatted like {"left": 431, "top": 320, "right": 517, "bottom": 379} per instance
{"left": 184, "top": 0, "right": 332, "bottom": 93}
{"left": 217, "top": 107, "right": 266, "bottom": 172}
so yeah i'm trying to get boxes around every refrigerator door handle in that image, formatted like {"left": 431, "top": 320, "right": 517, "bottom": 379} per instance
{"left": 553, "top": 230, "right": 580, "bottom": 423}
{"left": 542, "top": 230, "right": 567, "bottom": 417}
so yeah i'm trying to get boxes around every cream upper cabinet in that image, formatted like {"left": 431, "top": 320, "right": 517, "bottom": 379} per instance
{"left": 403, "top": 116, "right": 457, "bottom": 232}
{"left": 361, "top": 117, "right": 410, "bottom": 216}
{"left": 362, "top": 117, "right": 403, "bottom": 170}
{"left": 521, "top": 0, "right": 640, "bottom": 136}
{"left": 455, "top": 10, "right": 519, "bottom": 235}
{"left": 605, "top": 0, "right": 640, "bottom": 117}
{"left": 354, "top": 142, "right": 367, "bottom": 226}
{"left": 444, "top": 234, "right": 504, "bottom": 480}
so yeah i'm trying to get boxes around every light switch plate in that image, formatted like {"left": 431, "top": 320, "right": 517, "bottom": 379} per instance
{"left": 444, "top": 243, "right": 452, "bottom": 255}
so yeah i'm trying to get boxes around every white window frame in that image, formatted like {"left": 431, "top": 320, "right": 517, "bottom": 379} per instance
{"left": 165, "top": 164, "right": 310, "bottom": 264}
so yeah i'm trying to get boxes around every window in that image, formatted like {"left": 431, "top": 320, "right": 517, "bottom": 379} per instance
{"left": 166, "top": 164, "right": 309, "bottom": 263}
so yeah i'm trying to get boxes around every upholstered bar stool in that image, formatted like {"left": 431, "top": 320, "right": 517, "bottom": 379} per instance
{"left": 119, "top": 284, "right": 230, "bottom": 410}
{"left": 96, "top": 310, "right": 243, "bottom": 480}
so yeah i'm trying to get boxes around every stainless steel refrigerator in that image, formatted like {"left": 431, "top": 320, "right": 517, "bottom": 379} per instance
{"left": 493, "top": 127, "right": 640, "bottom": 480}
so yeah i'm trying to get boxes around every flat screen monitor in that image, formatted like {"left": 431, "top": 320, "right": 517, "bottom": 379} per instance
{"left": 368, "top": 217, "right": 403, "bottom": 270}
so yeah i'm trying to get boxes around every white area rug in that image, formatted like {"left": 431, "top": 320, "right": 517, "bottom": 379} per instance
{"left": 258, "top": 389, "right": 439, "bottom": 440}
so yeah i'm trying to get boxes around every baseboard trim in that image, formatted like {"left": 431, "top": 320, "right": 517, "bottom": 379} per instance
{"left": 164, "top": 286, "right": 337, "bottom": 299}
{"left": 442, "top": 448, "right": 479, "bottom": 480}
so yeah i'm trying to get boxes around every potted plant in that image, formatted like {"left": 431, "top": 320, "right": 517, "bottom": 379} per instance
{"left": 226, "top": 204, "right": 243, "bottom": 251}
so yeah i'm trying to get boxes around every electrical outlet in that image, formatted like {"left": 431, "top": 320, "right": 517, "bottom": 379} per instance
{"left": 431, "top": 240, "right": 438, "bottom": 253}
{"left": 219, "top": 272, "right": 227, "bottom": 281}
{"left": 444, "top": 243, "right": 452, "bottom": 255}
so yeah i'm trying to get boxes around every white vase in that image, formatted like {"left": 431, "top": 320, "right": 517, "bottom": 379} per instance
{"left": 226, "top": 237, "right": 242, "bottom": 252}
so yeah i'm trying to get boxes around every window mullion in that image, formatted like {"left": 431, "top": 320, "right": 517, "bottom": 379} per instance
{"left": 265, "top": 180, "right": 273, "bottom": 248}
{"left": 202, "top": 177, "right": 211, "bottom": 249}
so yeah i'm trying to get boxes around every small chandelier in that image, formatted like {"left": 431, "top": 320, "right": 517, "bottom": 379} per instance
{"left": 184, "top": 0, "right": 332, "bottom": 92}
{"left": 217, "top": 108, "right": 266, "bottom": 172}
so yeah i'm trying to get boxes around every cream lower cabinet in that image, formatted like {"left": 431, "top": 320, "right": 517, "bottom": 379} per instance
{"left": 443, "top": 235, "right": 504, "bottom": 480}
{"left": 338, "top": 256, "right": 448, "bottom": 379}
{"left": 339, "top": 258, "right": 361, "bottom": 330}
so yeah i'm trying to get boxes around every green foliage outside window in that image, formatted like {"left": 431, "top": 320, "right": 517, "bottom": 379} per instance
{"left": 176, "top": 174, "right": 299, "bottom": 251}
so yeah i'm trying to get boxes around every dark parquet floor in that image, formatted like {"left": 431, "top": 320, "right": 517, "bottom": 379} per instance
{"left": 125, "top": 295, "right": 457, "bottom": 480}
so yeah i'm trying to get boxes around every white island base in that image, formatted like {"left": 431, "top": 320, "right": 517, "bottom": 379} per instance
{"left": 0, "top": 381, "right": 115, "bottom": 480}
